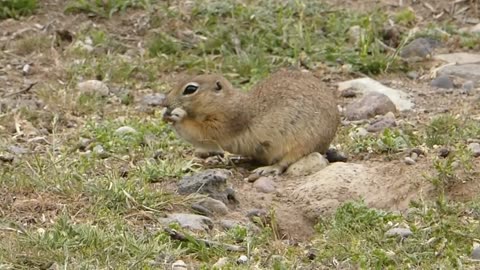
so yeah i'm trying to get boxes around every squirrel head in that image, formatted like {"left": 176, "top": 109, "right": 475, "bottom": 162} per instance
{"left": 163, "top": 74, "right": 238, "bottom": 121}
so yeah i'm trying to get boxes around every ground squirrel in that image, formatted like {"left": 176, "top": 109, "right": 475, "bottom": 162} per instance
{"left": 161, "top": 69, "right": 340, "bottom": 175}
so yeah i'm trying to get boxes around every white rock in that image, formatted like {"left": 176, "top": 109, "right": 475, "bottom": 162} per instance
{"left": 253, "top": 176, "right": 276, "bottom": 193}
{"left": 22, "top": 64, "right": 30, "bottom": 76}
{"left": 469, "top": 23, "right": 480, "bottom": 34}
{"left": 172, "top": 260, "right": 187, "bottom": 270}
{"left": 404, "top": 157, "right": 416, "bottom": 165}
{"left": 338, "top": 78, "right": 414, "bottom": 111}
{"left": 285, "top": 152, "right": 329, "bottom": 176}
{"left": 114, "top": 126, "right": 138, "bottom": 136}
{"left": 159, "top": 213, "right": 213, "bottom": 232}
{"left": 349, "top": 127, "right": 368, "bottom": 138}
{"left": 385, "top": 228, "right": 413, "bottom": 238}
{"left": 77, "top": 80, "right": 109, "bottom": 97}
{"left": 213, "top": 257, "right": 229, "bottom": 268}
{"left": 237, "top": 255, "right": 248, "bottom": 264}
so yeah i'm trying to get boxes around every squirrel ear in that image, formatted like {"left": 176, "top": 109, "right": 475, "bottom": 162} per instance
{"left": 215, "top": 80, "right": 222, "bottom": 91}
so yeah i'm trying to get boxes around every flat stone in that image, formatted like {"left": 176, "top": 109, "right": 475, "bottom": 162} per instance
{"left": 400, "top": 37, "right": 440, "bottom": 59}
{"left": 76, "top": 80, "right": 109, "bottom": 96}
{"left": 471, "top": 246, "right": 480, "bottom": 260}
{"left": 438, "top": 64, "right": 480, "bottom": 83}
{"left": 177, "top": 169, "right": 234, "bottom": 204}
{"left": 385, "top": 228, "right": 413, "bottom": 238}
{"left": 141, "top": 93, "right": 166, "bottom": 107}
{"left": 345, "top": 92, "right": 397, "bottom": 120}
{"left": 285, "top": 152, "right": 329, "bottom": 176}
{"left": 159, "top": 213, "right": 213, "bottom": 232}
{"left": 434, "top": 53, "right": 480, "bottom": 65}
{"left": 195, "top": 197, "right": 229, "bottom": 216}
{"left": 253, "top": 177, "right": 276, "bottom": 193}
{"left": 338, "top": 78, "right": 414, "bottom": 111}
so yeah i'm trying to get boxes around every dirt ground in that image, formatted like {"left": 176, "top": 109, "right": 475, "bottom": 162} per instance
{"left": 1, "top": 0, "right": 480, "bottom": 248}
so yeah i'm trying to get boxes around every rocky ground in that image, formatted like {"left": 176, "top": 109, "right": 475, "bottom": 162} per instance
{"left": 1, "top": 0, "right": 480, "bottom": 269}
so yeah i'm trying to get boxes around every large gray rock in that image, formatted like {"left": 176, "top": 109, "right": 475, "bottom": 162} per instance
{"left": 345, "top": 92, "right": 397, "bottom": 120}
{"left": 159, "top": 213, "right": 213, "bottom": 232}
{"left": 338, "top": 78, "right": 414, "bottom": 111}
{"left": 290, "top": 162, "right": 416, "bottom": 219}
{"left": 434, "top": 53, "right": 480, "bottom": 65}
{"left": 177, "top": 169, "right": 236, "bottom": 204}
{"left": 438, "top": 64, "right": 480, "bottom": 83}
{"left": 400, "top": 37, "right": 440, "bottom": 59}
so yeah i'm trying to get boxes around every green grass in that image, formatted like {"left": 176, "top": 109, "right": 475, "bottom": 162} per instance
{"left": 65, "top": 0, "right": 153, "bottom": 18}
{"left": 0, "top": 0, "right": 37, "bottom": 19}
{"left": 1, "top": 0, "right": 480, "bottom": 269}
{"left": 145, "top": 0, "right": 404, "bottom": 86}
{"left": 313, "top": 200, "right": 480, "bottom": 269}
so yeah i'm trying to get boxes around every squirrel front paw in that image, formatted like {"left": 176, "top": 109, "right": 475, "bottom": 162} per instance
{"left": 162, "top": 107, "right": 187, "bottom": 123}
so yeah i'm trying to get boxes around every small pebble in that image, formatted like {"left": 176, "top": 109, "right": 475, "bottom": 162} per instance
{"left": 341, "top": 88, "right": 357, "bottom": 98}
{"left": 141, "top": 93, "right": 166, "bottom": 107}
{"left": 93, "top": 145, "right": 109, "bottom": 159}
{"left": 438, "top": 148, "right": 450, "bottom": 158}
{"left": 0, "top": 153, "right": 14, "bottom": 163}
{"left": 471, "top": 246, "right": 480, "bottom": 260}
{"left": 431, "top": 75, "right": 454, "bottom": 89}
{"left": 462, "top": 80, "right": 475, "bottom": 94}
{"left": 253, "top": 177, "right": 276, "bottom": 193}
{"left": 114, "top": 126, "right": 138, "bottom": 136}
{"left": 213, "top": 257, "right": 229, "bottom": 268}
{"left": 350, "top": 127, "right": 368, "bottom": 138}
{"left": 404, "top": 157, "right": 416, "bottom": 165}
{"left": 7, "top": 145, "right": 29, "bottom": 155}
{"left": 247, "top": 173, "right": 261, "bottom": 182}
{"left": 468, "top": 143, "right": 480, "bottom": 157}
{"left": 22, "top": 64, "right": 30, "bottom": 76}
{"left": 385, "top": 228, "right": 413, "bottom": 238}
{"left": 171, "top": 260, "right": 187, "bottom": 270}
{"left": 306, "top": 248, "right": 317, "bottom": 260}
{"left": 406, "top": 71, "right": 418, "bottom": 80}
{"left": 237, "top": 255, "right": 248, "bottom": 264}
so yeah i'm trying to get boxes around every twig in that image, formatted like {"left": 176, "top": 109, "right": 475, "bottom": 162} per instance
{"left": 2, "top": 82, "right": 37, "bottom": 98}
{"left": 164, "top": 227, "right": 245, "bottom": 252}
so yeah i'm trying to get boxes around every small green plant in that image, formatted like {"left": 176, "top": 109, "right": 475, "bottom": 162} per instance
{"left": 0, "top": 0, "right": 37, "bottom": 19}
{"left": 394, "top": 8, "right": 416, "bottom": 26}
{"left": 65, "top": 0, "right": 152, "bottom": 18}
{"left": 425, "top": 114, "right": 461, "bottom": 147}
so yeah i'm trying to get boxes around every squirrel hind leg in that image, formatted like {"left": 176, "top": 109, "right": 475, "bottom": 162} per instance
{"left": 252, "top": 148, "right": 306, "bottom": 176}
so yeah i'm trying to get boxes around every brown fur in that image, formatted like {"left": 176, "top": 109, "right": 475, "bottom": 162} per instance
{"left": 162, "top": 69, "right": 340, "bottom": 174}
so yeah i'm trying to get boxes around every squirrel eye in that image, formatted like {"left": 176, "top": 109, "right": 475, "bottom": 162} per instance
{"left": 183, "top": 84, "right": 198, "bottom": 95}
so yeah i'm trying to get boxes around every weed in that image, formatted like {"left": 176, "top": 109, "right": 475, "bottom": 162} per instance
{"left": 12, "top": 34, "right": 50, "bottom": 56}
{"left": 0, "top": 0, "right": 37, "bottom": 19}
{"left": 65, "top": 0, "right": 152, "bottom": 18}
{"left": 313, "top": 200, "right": 478, "bottom": 268}
{"left": 394, "top": 8, "right": 416, "bottom": 26}
{"left": 147, "top": 0, "right": 402, "bottom": 86}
